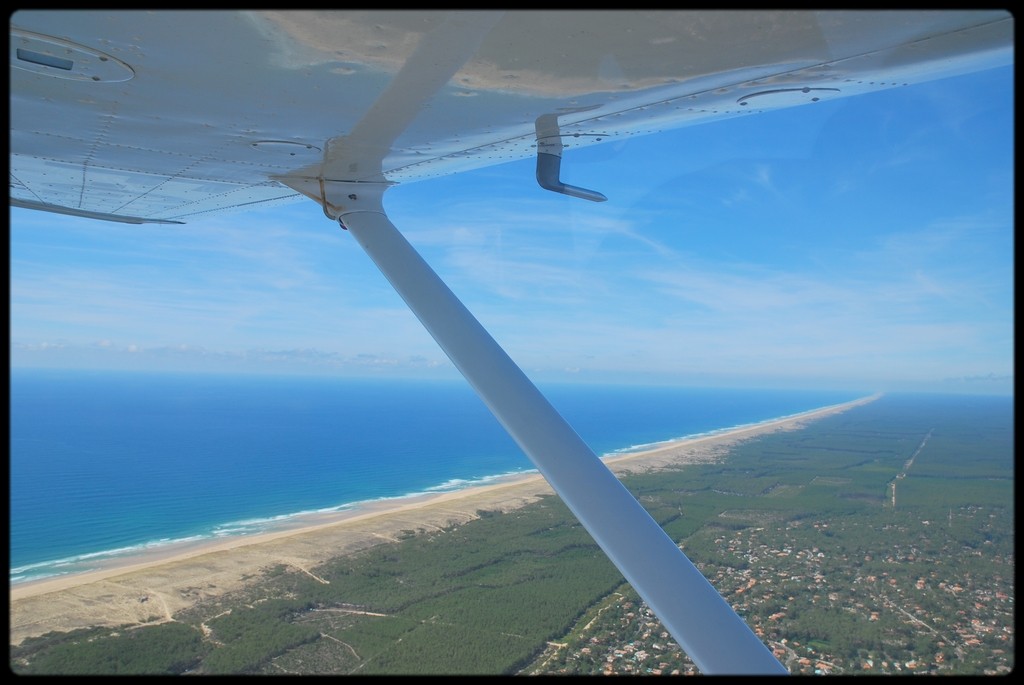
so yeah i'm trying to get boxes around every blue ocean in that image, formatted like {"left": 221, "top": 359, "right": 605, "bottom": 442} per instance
{"left": 10, "top": 370, "right": 861, "bottom": 584}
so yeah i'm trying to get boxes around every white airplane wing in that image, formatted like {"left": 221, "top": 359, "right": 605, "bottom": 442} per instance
{"left": 9, "top": 10, "right": 1012, "bottom": 675}
{"left": 11, "top": 10, "right": 1011, "bottom": 223}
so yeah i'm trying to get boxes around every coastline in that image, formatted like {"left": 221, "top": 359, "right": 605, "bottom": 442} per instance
{"left": 10, "top": 394, "right": 878, "bottom": 645}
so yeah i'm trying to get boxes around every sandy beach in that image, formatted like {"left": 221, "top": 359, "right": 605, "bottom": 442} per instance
{"left": 10, "top": 394, "right": 877, "bottom": 646}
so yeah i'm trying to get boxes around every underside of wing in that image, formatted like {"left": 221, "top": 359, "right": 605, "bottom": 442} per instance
{"left": 9, "top": 10, "right": 1012, "bottom": 223}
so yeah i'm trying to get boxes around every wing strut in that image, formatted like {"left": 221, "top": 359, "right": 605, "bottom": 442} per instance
{"left": 334, "top": 182, "right": 787, "bottom": 675}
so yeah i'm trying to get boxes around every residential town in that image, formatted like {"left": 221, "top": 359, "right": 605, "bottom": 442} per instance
{"left": 528, "top": 505, "right": 1014, "bottom": 675}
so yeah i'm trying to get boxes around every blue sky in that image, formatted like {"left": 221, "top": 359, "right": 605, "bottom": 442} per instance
{"left": 10, "top": 65, "right": 1013, "bottom": 394}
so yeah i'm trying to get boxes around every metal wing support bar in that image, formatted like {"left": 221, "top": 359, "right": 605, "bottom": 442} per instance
{"left": 335, "top": 183, "right": 788, "bottom": 675}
